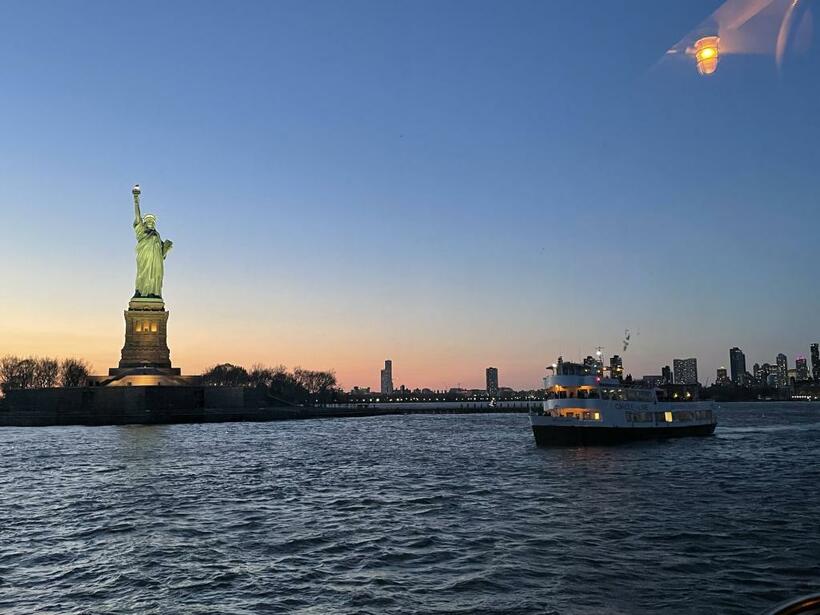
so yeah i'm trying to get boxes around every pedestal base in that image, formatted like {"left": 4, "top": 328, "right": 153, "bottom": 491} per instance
{"left": 117, "top": 297, "right": 175, "bottom": 370}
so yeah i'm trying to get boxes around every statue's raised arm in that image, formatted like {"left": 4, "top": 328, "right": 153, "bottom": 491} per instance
{"left": 133, "top": 184, "right": 143, "bottom": 227}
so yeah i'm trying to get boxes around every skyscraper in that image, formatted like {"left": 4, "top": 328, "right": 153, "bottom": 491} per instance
{"left": 729, "top": 347, "right": 746, "bottom": 386}
{"left": 759, "top": 363, "right": 777, "bottom": 387}
{"left": 796, "top": 356, "right": 809, "bottom": 382}
{"left": 609, "top": 355, "right": 624, "bottom": 381}
{"left": 486, "top": 367, "right": 499, "bottom": 397}
{"left": 716, "top": 367, "right": 729, "bottom": 385}
{"left": 811, "top": 343, "right": 819, "bottom": 382}
{"left": 673, "top": 358, "right": 698, "bottom": 385}
{"left": 380, "top": 360, "right": 393, "bottom": 394}
{"left": 776, "top": 353, "right": 788, "bottom": 388}
{"left": 661, "top": 365, "right": 672, "bottom": 385}
{"left": 583, "top": 354, "right": 604, "bottom": 377}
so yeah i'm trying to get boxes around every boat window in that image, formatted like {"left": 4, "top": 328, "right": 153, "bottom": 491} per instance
{"left": 588, "top": 389, "right": 599, "bottom": 399}
{"left": 625, "top": 389, "right": 655, "bottom": 402}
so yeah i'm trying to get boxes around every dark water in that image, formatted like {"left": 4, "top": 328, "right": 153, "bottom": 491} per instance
{"left": 1, "top": 404, "right": 819, "bottom": 614}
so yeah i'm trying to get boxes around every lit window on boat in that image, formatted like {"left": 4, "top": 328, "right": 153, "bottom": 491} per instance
{"left": 664, "top": 411, "right": 673, "bottom": 422}
{"left": 593, "top": 412, "right": 601, "bottom": 420}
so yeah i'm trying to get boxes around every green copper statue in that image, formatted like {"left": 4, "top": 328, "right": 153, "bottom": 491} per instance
{"left": 132, "top": 184, "right": 173, "bottom": 299}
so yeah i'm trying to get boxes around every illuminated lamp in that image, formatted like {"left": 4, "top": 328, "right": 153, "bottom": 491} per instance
{"left": 694, "top": 36, "right": 720, "bottom": 75}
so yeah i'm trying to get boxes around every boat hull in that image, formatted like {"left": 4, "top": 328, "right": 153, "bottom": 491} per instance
{"left": 532, "top": 421, "right": 716, "bottom": 446}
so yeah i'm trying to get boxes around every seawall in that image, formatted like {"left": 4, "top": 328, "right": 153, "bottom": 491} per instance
{"left": 0, "top": 387, "right": 535, "bottom": 427}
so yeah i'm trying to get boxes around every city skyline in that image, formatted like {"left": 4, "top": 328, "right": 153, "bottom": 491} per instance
{"left": 361, "top": 342, "right": 820, "bottom": 392}
{"left": 2, "top": 2, "right": 819, "bottom": 390}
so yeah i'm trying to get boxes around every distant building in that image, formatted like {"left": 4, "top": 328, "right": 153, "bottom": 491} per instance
{"left": 766, "top": 373, "right": 778, "bottom": 387}
{"left": 716, "top": 367, "right": 729, "bottom": 385}
{"left": 729, "top": 347, "right": 746, "bottom": 386}
{"left": 811, "top": 343, "right": 819, "bottom": 382}
{"left": 673, "top": 358, "right": 698, "bottom": 385}
{"left": 759, "top": 363, "right": 777, "bottom": 386}
{"left": 349, "top": 386, "right": 371, "bottom": 396}
{"left": 796, "top": 356, "right": 809, "bottom": 382}
{"left": 752, "top": 363, "right": 761, "bottom": 384}
{"left": 776, "top": 353, "right": 788, "bottom": 388}
{"left": 380, "top": 360, "right": 394, "bottom": 394}
{"left": 486, "top": 367, "right": 499, "bottom": 397}
{"left": 642, "top": 375, "right": 663, "bottom": 388}
{"left": 609, "top": 355, "right": 624, "bottom": 381}
{"left": 583, "top": 354, "right": 603, "bottom": 377}
{"left": 556, "top": 356, "right": 595, "bottom": 376}
{"left": 661, "top": 365, "right": 673, "bottom": 385}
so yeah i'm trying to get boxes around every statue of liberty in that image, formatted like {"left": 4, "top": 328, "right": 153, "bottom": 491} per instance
{"left": 132, "top": 185, "right": 173, "bottom": 299}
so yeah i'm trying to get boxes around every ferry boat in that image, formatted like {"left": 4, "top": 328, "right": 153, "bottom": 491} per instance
{"left": 530, "top": 357, "right": 717, "bottom": 446}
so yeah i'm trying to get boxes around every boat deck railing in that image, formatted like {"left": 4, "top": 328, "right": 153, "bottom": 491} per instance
{"left": 533, "top": 408, "right": 715, "bottom": 425}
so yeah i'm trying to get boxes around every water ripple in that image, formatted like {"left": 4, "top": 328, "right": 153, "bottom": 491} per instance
{"left": 1, "top": 403, "right": 820, "bottom": 613}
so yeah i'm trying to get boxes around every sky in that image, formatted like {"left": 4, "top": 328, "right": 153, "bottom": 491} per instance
{"left": 1, "top": 1, "right": 818, "bottom": 390}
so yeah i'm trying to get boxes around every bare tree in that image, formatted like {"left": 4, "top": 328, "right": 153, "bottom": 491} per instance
{"left": 60, "top": 358, "right": 91, "bottom": 387}
{"left": 248, "top": 363, "right": 274, "bottom": 388}
{"left": 16, "top": 358, "right": 36, "bottom": 389}
{"left": 293, "top": 367, "right": 338, "bottom": 403}
{"left": 201, "top": 363, "right": 249, "bottom": 387}
{"left": 0, "top": 356, "right": 22, "bottom": 393}
{"left": 199, "top": 362, "right": 339, "bottom": 404}
{"left": 33, "top": 357, "right": 60, "bottom": 388}
{"left": 0, "top": 356, "right": 56, "bottom": 392}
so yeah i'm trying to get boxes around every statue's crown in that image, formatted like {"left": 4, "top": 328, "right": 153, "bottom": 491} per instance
{"left": 143, "top": 214, "right": 157, "bottom": 223}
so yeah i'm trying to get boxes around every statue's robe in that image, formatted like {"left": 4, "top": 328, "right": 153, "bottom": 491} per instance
{"left": 134, "top": 220, "right": 169, "bottom": 298}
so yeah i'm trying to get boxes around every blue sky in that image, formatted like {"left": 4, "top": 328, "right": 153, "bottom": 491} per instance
{"left": 1, "top": 1, "right": 818, "bottom": 388}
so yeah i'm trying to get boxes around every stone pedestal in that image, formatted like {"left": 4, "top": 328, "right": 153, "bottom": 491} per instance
{"left": 109, "top": 297, "right": 180, "bottom": 376}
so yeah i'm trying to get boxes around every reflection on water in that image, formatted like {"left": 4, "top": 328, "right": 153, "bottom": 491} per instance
{"left": 1, "top": 403, "right": 819, "bottom": 614}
